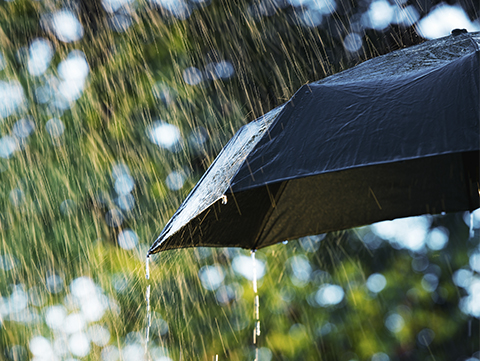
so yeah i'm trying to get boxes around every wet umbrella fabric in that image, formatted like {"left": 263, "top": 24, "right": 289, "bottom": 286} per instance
{"left": 148, "top": 32, "right": 480, "bottom": 255}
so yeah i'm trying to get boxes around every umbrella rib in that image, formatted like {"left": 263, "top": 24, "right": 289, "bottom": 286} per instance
{"left": 252, "top": 181, "right": 289, "bottom": 250}
{"left": 368, "top": 187, "right": 382, "bottom": 210}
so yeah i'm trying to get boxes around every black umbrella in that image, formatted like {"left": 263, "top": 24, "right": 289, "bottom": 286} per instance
{"left": 148, "top": 31, "right": 480, "bottom": 255}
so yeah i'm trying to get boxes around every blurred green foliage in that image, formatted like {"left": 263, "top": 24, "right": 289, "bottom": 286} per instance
{"left": 0, "top": 0, "right": 479, "bottom": 360}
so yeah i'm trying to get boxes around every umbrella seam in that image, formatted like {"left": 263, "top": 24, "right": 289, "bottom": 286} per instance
{"left": 251, "top": 180, "right": 289, "bottom": 250}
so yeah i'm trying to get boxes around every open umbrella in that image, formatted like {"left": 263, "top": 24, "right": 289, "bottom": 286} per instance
{"left": 148, "top": 31, "right": 480, "bottom": 256}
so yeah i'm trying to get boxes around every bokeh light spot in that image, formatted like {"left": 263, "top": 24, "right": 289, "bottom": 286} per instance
{"left": 13, "top": 118, "right": 36, "bottom": 139}
{"left": 315, "top": 284, "right": 344, "bottom": 306}
{"left": 147, "top": 122, "right": 182, "bottom": 150}
{"left": 68, "top": 332, "right": 90, "bottom": 357}
{"left": 289, "top": 255, "right": 312, "bottom": 286}
{"left": 0, "top": 80, "right": 24, "bottom": 119}
{"left": 426, "top": 227, "right": 449, "bottom": 251}
{"left": 45, "top": 305, "right": 67, "bottom": 330}
{"left": 417, "top": 4, "right": 480, "bottom": 39}
{"left": 417, "top": 328, "right": 435, "bottom": 347}
{"left": 27, "top": 38, "right": 53, "bottom": 76}
{"left": 114, "top": 174, "right": 135, "bottom": 195}
{"left": 117, "top": 229, "right": 138, "bottom": 250}
{"left": 9, "top": 188, "right": 25, "bottom": 207}
{"left": 51, "top": 10, "right": 84, "bottom": 43}
{"left": 372, "top": 352, "right": 390, "bottom": 361}
{"left": 232, "top": 255, "right": 266, "bottom": 281}
{"left": 105, "top": 208, "right": 124, "bottom": 227}
{"left": 46, "top": 272, "right": 64, "bottom": 294}
{"left": 371, "top": 215, "right": 431, "bottom": 252}
{"left": 29, "top": 336, "right": 54, "bottom": 358}
{"left": 362, "top": 0, "right": 394, "bottom": 30}
{"left": 89, "top": 325, "right": 111, "bottom": 346}
{"left": 343, "top": 33, "right": 363, "bottom": 53}
{"left": 166, "top": 171, "right": 185, "bottom": 191}
{"left": 298, "top": 234, "right": 324, "bottom": 252}
{"left": 0, "top": 253, "right": 17, "bottom": 271}
{"left": 421, "top": 273, "right": 438, "bottom": 292}
{"left": 385, "top": 313, "right": 405, "bottom": 333}
{"left": 183, "top": 67, "right": 203, "bottom": 85}
{"left": 45, "top": 118, "right": 65, "bottom": 138}
{"left": 366, "top": 273, "right": 387, "bottom": 293}
{"left": 199, "top": 265, "right": 225, "bottom": 290}
{"left": 0, "top": 136, "right": 18, "bottom": 159}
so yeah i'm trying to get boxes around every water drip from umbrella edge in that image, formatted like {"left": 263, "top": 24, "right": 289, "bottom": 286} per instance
{"left": 145, "top": 255, "right": 151, "bottom": 356}
{"left": 251, "top": 250, "right": 260, "bottom": 361}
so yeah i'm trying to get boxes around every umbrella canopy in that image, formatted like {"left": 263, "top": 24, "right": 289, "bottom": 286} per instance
{"left": 148, "top": 31, "right": 480, "bottom": 255}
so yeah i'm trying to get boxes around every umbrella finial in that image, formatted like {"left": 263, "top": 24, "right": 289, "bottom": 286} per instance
{"left": 451, "top": 28, "right": 467, "bottom": 36}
